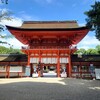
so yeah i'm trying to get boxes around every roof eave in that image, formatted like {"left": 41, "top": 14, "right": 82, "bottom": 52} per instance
{"left": 6, "top": 25, "right": 90, "bottom": 31}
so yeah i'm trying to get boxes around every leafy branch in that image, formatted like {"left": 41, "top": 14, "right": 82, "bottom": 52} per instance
{"left": 1, "top": 0, "right": 8, "bottom": 4}
{"left": 85, "top": 1, "right": 100, "bottom": 41}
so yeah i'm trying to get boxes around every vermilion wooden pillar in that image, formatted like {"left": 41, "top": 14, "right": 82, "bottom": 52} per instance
{"left": 57, "top": 56, "right": 60, "bottom": 77}
{"left": 79, "top": 62, "right": 82, "bottom": 78}
{"left": 67, "top": 55, "right": 72, "bottom": 77}
{"left": 27, "top": 54, "right": 30, "bottom": 67}
{"left": 30, "top": 63, "right": 33, "bottom": 77}
{"left": 66, "top": 63, "right": 68, "bottom": 77}
{"left": 38, "top": 51, "right": 42, "bottom": 77}
{"left": 7, "top": 64, "right": 10, "bottom": 78}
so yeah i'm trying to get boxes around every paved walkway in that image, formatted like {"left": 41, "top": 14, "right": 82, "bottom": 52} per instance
{"left": 43, "top": 71, "right": 57, "bottom": 77}
{"left": 0, "top": 78, "right": 100, "bottom": 100}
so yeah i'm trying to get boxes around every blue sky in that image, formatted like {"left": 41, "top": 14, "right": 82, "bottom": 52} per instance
{"left": 0, "top": 0, "right": 100, "bottom": 49}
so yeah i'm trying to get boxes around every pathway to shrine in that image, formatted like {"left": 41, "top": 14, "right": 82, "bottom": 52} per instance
{"left": 0, "top": 78, "right": 99, "bottom": 100}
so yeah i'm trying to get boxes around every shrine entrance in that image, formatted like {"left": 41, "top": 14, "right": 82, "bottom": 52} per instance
{"left": 42, "top": 64, "right": 57, "bottom": 77}
{"left": 23, "top": 47, "right": 73, "bottom": 78}
{"left": 31, "top": 63, "right": 57, "bottom": 77}
{"left": 30, "top": 56, "right": 68, "bottom": 78}
{"left": 42, "top": 64, "right": 68, "bottom": 78}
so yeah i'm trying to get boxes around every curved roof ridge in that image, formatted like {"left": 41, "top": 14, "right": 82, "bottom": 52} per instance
{"left": 23, "top": 20, "right": 77, "bottom": 24}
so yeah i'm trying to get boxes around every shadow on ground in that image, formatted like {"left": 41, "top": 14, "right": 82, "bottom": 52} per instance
{"left": 0, "top": 78, "right": 100, "bottom": 100}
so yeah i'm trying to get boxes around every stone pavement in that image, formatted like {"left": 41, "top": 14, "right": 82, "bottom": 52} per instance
{"left": 0, "top": 78, "right": 100, "bottom": 100}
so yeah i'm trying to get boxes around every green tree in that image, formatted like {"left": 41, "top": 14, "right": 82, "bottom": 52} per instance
{"left": 0, "top": 9, "right": 12, "bottom": 31}
{"left": 85, "top": 1, "right": 100, "bottom": 41}
{"left": 86, "top": 48, "right": 98, "bottom": 54}
{"left": 0, "top": 46, "right": 22, "bottom": 54}
{"left": 96, "top": 45, "right": 100, "bottom": 54}
{"left": 0, "top": 9, "right": 12, "bottom": 46}
{"left": 0, "top": 46, "right": 9, "bottom": 54}
{"left": 74, "top": 48, "right": 86, "bottom": 54}
{"left": 74, "top": 46, "right": 100, "bottom": 55}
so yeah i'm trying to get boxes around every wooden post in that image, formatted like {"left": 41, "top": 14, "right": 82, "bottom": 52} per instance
{"left": 68, "top": 55, "right": 72, "bottom": 77}
{"left": 57, "top": 51, "right": 60, "bottom": 77}
{"left": 66, "top": 63, "right": 68, "bottom": 77}
{"left": 31, "top": 63, "right": 34, "bottom": 76}
{"left": 7, "top": 65, "right": 10, "bottom": 78}
{"left": 80, "top": 62, "right": 82, "bottom": 78}
{"left": 27, "top": 54, "right": 30, "bottom": 67}
{"left": 38, "top": 50, "right": 42, "bottom": 77}
{"left": 5, "top": 65, "right": 8, "bottom": 78}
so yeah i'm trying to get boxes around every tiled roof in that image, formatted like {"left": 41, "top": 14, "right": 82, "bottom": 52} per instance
{"left": 0, "top": 54, "right": 100, "bottom": 62}
{"left": 71, "top": 55, "right": 100, "bottom": 62}
{"left": 19, "top": 21, "right": 79, "bottom": 29}
{"left": 0, "top": 54, "right": 27, "bottom": 62}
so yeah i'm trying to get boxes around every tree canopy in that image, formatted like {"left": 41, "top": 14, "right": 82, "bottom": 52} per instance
{"left": 0, "top": 46, "right": 23, "bottom": 54}
{"left": 0, "top": 0, "right": 8, "bottom": 4}
{"left": 0, "top": 8, "right": 13, "bottom": 46}
{"left": 85, "top": 1, "right": 100, "bottom": 41}
{"left": 0, "top": 45, "right": 100, "bottom": 55}
{"left": 75, "top": 45, "right": 100, "bottom": 55}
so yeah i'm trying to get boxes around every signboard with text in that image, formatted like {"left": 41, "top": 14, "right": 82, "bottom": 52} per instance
{"left": 25, "top": 67, "right": 30, "bottom": 77}
{"left": 95, "top": 68, "right": 100, "bottom": 79}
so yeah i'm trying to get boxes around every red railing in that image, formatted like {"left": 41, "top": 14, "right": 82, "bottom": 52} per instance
{"left": 22, "top": 46, "right": 77, "bottom": 50}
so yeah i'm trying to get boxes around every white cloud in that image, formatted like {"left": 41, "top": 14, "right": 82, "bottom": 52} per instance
{"left": 20, "top": 14, "right": 33, "bottom": 20}
{"left": 7, "top": 38, "right": 26, "bottom": 49}
{"left": 78, "top": 23, "right": 86, "bottom": 26}
{"left": 0, "top": 31, "right": 25, "bottom": 49}
{"left": 18, "top": 11, "right": 40, "bottom": 21}
{"left": 20, "top": 14, "right": 39, "bottom": 21}
{"left": 0, "top": 8, "right": 11, "bottom": 21}
{"left": 77, "top": 34, "right": 100, "bottom": 50}
{"left": 0, "top": 8, "right": 8, "bottom": 15}
{"left": 1, "top": 17, "right": 23, "bottom": 27}
{"left": 0, "top": 37, "right": 26, "bottom": 49}
{"left": 0, "top": 8, "right": 23, "bottom": 27}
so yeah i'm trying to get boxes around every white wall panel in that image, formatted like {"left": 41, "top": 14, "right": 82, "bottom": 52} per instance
{"left": 10, "top": 66, "right": 22, "bottom": 72}
{"left": 30, "top": 58, "right": 39, "bottom": 63}
{"left": 41, "top": 58, "right": 57, "bottom": 64}
{"left": 60, "top": 58, "right": 68, "bottom": 63}
{"left": 0, "top": 66, "right": 6, "bottom": 72}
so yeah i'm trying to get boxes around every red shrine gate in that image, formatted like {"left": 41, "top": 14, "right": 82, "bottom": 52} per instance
{"left": 6, "top": 21, "right": 89, "bottom": 77}
{"left": 22, "top": 48, "right": 75, "bottom": 77}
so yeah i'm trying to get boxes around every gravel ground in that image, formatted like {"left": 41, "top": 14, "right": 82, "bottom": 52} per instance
{"left": 0, "top": 78, "right": 100, "bottom": 100}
